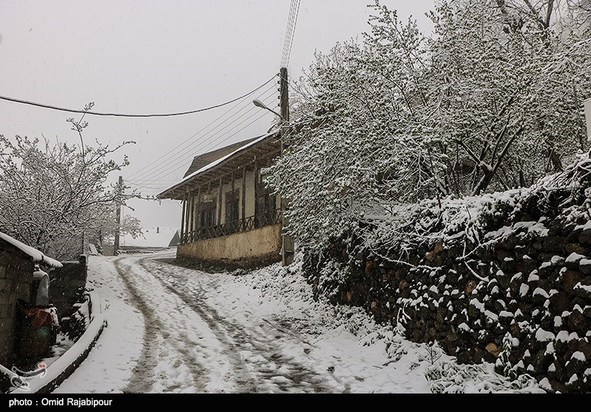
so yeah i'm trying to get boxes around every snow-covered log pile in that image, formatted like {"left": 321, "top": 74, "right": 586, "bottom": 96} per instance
{"left": 302, "top": 154, "right": 591, "bottom": 393}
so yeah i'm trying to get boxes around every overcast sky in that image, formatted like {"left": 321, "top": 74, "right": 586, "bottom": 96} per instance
{"left": 0, "top": 0, "right": 434, "bottom": 230}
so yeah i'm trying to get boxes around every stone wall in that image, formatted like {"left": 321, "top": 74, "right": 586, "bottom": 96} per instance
{"left": 303, "top": 184, "right": 591, "bottom": 393}
{"left": 0, "top": 241, "right": 34, "bottom": 365}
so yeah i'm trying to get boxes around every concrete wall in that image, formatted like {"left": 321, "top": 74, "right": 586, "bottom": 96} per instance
{"left": 178, "top": 223, "right": 282, "bottom": 267}
{"left": 0, "top": 242, "right": 34, "bottom": 365}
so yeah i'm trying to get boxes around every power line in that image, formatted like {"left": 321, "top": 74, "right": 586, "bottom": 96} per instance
{"left": 126, "top": 180, "right": 169, "bottom": 191}
{"left": 126, "top": 84, "right": 279, "bottom": 183}
{"left": 0, "top": 76, "right": 276, "bottom": 118}
{"left": 281, "top": 0, "right": 302, "bottom": 67}
{"left": 131, "top": 92, "right": 279, "bottom": 186}
{"left": 128, "top": 96, "right": 278, "bottom": 188}
{"left": 147, "top": 109, "right": 273, "bottom": 185}
{"left": 126, "top": 79, "right": 277, "bottom": 181}
{"left": 170, "top": 88, "right": 279, "bottom": 161}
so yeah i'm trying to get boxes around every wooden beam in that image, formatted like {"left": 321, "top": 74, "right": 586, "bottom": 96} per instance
{"left": 231, "top": 170, "right": 235, "bottom": 228}
{"left": 188, "top": 193, "right": 193, "bottom": 241}
{"left": 180, "top": 192, "right": 187, "bottom": 243}
{"left": 217, "top": 177, "right": 223, "bottom": 225}
{"left": 241, "top": 167, "right": 246, "bottom": 224}
{"left": 254, "top": 158, "right": 259, "bottom": 218}
{"left": 231, "top": 169, "right": 235, "bottom": 195}
{"left": 186, "top": 191, "right": 192, "bottom": 240}
{"left": 195, "top": 186, "right": 201, "bottom": 231}
{"left": 189, "top": 191, "right": 196, "bottom": 241}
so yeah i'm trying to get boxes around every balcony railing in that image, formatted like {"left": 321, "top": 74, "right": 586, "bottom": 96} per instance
{"left": 181, "top": 209, "right": 282, "bottom": 243}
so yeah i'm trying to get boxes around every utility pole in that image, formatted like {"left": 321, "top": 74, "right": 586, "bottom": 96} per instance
{"left": 279, "top": 67, "right": 294, "bottom": 266}
{"left": 113, "top": 175, "right": 122, "bottom": 256}
{"left": 279, "top": 67, "right": 290, "bottom": 153}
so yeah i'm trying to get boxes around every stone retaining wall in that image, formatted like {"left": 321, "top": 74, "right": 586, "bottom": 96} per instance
{"left": 303, "top": 186, "right": 591, "bottom": 393}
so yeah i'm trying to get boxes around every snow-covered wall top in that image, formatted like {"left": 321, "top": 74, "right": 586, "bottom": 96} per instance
{"left": 0, "top": 231, "right": 62, "bottom": 268}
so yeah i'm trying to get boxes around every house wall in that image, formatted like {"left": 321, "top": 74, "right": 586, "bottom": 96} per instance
{"left": 177, "top": 223, "right": 282, "bottom": 267}
{"left": 244, "top": 171, "right": 256, "bottom": 219}
{"left": 0, "top": 242, "right": 34, "bottom": 365}
{"left": 186, "top": 169, "right": 258, "bottom": 229}
{"left": 218, "top": 170, "right": 257, "bottom": 225}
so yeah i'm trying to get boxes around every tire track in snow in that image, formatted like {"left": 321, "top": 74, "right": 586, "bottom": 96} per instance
{"left": 134, "top": 258, "right": 261, "bottom": 392}
{"left": 140, "top": 257, "right": 337, "bottom": 393}
{"left": 114, "top": 257, "right": 210, "bottom": 393}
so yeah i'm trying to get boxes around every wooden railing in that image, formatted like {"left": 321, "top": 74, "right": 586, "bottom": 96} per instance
{"left": 181, "top": 209, "right": 282, "bottom": 243}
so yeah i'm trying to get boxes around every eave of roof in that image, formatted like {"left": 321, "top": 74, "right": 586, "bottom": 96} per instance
{"left": 0, "top": 231, "right": 63, "bottom": 268}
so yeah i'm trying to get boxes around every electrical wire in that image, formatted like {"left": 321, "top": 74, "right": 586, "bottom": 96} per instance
{"left": 128, "top": 82, "right": 272, "bottom": 180}
{"left": 126, "top": 80, "right": 277, "bottom": 181}
{"left": 132, "top": 93, "right": 279, "bottom": 186}
{"left": 126, "top": 180, "right": 171, "bottom": 191}
{"left": 127, "top": 86, "right": 279, "bottom": 184}
{"left": 281, "top": 0, "right": 302, "bottom": 68}
{"left": 129, "top": 97, "right": 277, "bottom": 187}
{"left": 0, "top": 76, "right": 276, "bottom": 118}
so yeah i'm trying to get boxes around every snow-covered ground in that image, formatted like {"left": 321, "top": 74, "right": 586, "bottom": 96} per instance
{"left": 53, "top": 250, "right": 544, "bottom": 394}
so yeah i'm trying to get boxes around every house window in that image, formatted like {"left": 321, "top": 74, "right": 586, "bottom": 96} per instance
{"left": 225, "top": 189, "right": 239, "bottom": 231}
{"left": 200, "top": 201, "right": 216, "bottom": 228}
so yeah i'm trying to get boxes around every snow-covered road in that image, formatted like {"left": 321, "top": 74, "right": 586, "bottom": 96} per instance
{"left": 53, "top": 250, "right": 544, "bottom": 394}
{"left": 114, "top": 254, "right": 335, "bottom": 393}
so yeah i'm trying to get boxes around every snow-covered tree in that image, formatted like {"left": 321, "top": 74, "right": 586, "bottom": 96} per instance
{"left": 427, "top": 0, "right": 591, "bottom": 195}
{"left": 0, "top": 124, "right": 138, "bottom": 260}
{"left": 268, "top": 0, "right": 591, "bottom": 250}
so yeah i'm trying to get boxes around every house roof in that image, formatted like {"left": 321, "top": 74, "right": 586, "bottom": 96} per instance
{"left": 158, "top": 130, "right": 281, "bottom": 200}
{"left": 0, "top": 231, "right": 63, "bottom": 268}
{"left": 183, "top": 137, "right": 260, "bottom": 178}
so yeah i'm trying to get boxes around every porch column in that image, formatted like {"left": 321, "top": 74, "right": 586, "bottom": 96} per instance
{"left": 217, "top": 177, "right": 223, "bottom": 225}
{"left": 180, "top": 192, "right": 187, "bottom": 243}
{"left": 188, "top": 192, "right": 195, "bottom": 242}
{"left": 253, "top": 159, "right": 259, "bottom": 218}
{"left": 231, "top": 170, "right": 235, "bottom": 231}
{"left": 195, "top": 186, "right": 201, "bottom": 238}
{"left": 184, "top": 190, "right": 191, "bottom": 241}
{"left": 241, "top": 167, "right": 246, "bottom": 226}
